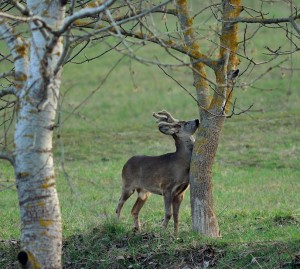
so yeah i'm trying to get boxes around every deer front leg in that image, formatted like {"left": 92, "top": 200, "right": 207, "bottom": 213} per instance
{"left": 116, "top": 189, "right": 134, "bottom": 219}
{"left": 131, "top": 190, "right": 150, "bottom": 231}
{"left": 162, "top": 192, "right": 173, "bottom": 229}
{"left": 172, "top": 192, "right": 184, "bottom": 234}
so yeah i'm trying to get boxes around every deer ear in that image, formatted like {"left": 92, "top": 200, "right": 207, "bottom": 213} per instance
{"left": 158, "top": 125, "right": 177, "bottom": 135}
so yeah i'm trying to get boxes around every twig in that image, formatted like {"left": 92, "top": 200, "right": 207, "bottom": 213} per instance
{"left": 223, "top": 14, "right": 300, "bottom": 25}
{"left": 70, "top": 41, "right": 122, "bottom": 64}
{"left": 226, "top": 98, "right": 254, "bottom": 119}
{"left": 0, "top": 152, "right": 15, "bottom": 166}
{"left": 157, "top": 65, "right": 220, "bottom": 117}
{"left": 157, "top": 65, "right": 199, "bottom": 105}
{"left": 62, "top": 55, "right": 126, "bottom": 124}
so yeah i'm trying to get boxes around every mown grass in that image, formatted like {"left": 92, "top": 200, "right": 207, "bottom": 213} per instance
{"left": 1, "top": 2, "right": 300, "bottom": 268}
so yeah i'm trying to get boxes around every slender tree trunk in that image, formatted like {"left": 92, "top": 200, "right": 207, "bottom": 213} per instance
{"left": 14, "top": 1, "right": 65, "bottom": 268}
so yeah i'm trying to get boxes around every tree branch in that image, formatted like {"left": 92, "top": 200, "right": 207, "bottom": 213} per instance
{"left": 291, "top": 18, "right": 300, "bottom": 36}
{"left": 68, "top": 0, "right": 173, "bottom": 43}
{"left": 56, "top": 0, "right": 118, "bottom": 35}
{"left": 0, "top": 71, "right": 14, "bottom": 79}
{"left": 226, "top": 98, "right": 254, "bottom": 119}
{"left": 103, "top": 7, "right": 178, "bottom": 22}
{"left": 10, "top": 0, "right": 30, "bottom": 16}
{"left": 0, "top": 152, "right": 15, "bottom": 167}
{"left": 0, "top": 86, "right": 16, "bottom": 97}
{"left": 0, "top": 20, "right": 28, "bottom": 91}
{"left": 116, "top": 30, "right": 219, "bottom": 70}
{"left": 225, "top": 14, "right": 300, "bottom": 26}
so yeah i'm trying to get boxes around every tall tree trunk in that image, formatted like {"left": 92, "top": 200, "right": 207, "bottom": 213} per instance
{"left": 189, "top": 115, "right": 224, "bottom": 236}
{"left": 176, "top": 0, "right": 241, "bottom": 236}
{"left": 14, "top": 1, "right": 65, "bottom": 268}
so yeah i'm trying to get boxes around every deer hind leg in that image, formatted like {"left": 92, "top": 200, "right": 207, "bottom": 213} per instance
{"left": 116, "top": 188, "right": 134, "bottom": 219}
{"left": 172, "top": 192, "right": 185, "bottom": 234}
{"left": 162, "top": 192, "right": 173, "bottom": 229}
{"left": 131, "top": 190, "right": 150, "bottom": 231}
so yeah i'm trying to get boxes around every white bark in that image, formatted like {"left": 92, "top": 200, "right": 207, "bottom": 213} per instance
{"left": 12, "top": 1, "right": 65, "bottom": 268}
{"left": 0, "top": 19, "right": 28, "bottom": 91}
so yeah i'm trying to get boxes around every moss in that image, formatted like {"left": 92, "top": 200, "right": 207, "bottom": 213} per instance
{"left": 41, "top": 182, "right": 56, "bottom": 189}
{"left": 18, "top": 172, "right": 30, "bottom": 178}
{"left": 27, "top": 251, "right": 41, "bottom": 269}
{"left": 16, "top": 73, "right": 27, "bottom": 82}
{"left": 74, "top": 19, "right": 89, "bottom": 26}
{"left": 15, "top": 44, "right": 28, "bottom": 57}
{"left": 39, "top": 219, "right": 53, "bottom": 227}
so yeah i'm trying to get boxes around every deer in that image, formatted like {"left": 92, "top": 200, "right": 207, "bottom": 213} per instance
{"left": 116, "top": 110, "right": 199, "bottom": 233}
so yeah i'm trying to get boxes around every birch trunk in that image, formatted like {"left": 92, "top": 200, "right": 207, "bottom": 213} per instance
{"left": 14, "top": 1, "right": 65, "bottom": 268}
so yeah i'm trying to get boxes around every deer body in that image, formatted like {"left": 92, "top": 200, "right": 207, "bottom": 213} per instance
{"left": 116, "top": 111, "right": 199, "bottom": 233}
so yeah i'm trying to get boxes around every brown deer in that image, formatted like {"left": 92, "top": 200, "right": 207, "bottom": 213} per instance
{"left": 116, "top": 110, "right": 199, "bottom": 233}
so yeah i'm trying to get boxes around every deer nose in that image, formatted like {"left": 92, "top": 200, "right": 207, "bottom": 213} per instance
{"left": 195, "top": 119, "right": 199, "bottom": 126}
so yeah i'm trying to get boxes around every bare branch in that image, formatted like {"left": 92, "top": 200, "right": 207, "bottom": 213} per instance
{"left": 69, "top": 41, "right": 121, "bottom": 64}
{"left": 226, "top": 98, "right": 254, "bottom": 119}
{"left": 62, "top": 55, "right": 126, "bottom": 124}
{"left": 69, "top": 0, "right": 173, "bottom": 43}
{"left": 0, "top": 20, "right": 28, "bottom": 91}
{"left": 157, "top": 65, "right": 221, "bottom": 118}
{"left": 0, "top": 152, "right": 15, "bottom": 166}
{"left": 0, "top": 86, "right": 16, "bottom": 97}
{"left": 247, "top": 58, "right": 288, "bottom": 86}
{"left": 56, "top": 0, "right": 118, "bottom": 35}
{"left": 0, "top": 71, "right": 14, "bottom": 79}
{"left": 0, "top": 12, "right": 43, "bottom": 23}
{"left": 115, "top": 30, "right": 218, "bottom": 70}
{"left": 192, "top": 3, "right": 221, "bottom": 20}
{"left": 291, "top": 18, "right": 300, "bottom": 36}
{"left": 10, "top": 0, "right": 30, "bottom": 16}
{"left": 225, "top": 14, "right": 300, "bottom": 27}
{"left": 157, "top": 65, "right": 199, "bottom": 106}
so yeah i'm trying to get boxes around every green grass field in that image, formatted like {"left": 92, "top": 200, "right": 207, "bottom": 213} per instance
{"left": 1, "top": 2, "right": 300, "bottom": 268}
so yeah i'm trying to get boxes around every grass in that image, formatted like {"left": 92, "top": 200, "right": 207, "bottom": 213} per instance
{"left": 1, "top": 2, "right": 300, "bottom": 268}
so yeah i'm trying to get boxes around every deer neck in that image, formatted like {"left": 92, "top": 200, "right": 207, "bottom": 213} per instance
{"left": 174, "top": 135, "right": 195, "bottom": 160}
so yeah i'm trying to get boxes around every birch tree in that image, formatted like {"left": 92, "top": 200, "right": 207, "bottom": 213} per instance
{"left": 0, "top": 1, "right": 172, "bottom": 268}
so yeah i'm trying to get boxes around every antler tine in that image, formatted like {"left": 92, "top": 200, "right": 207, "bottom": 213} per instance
{"left": 153, "top": 110, "right": 178, "bottom": 123}
{"left": 153, "top": 111, "right": 168, "bottom": 123}
{"left": 157, "top": 121, "right": 176, "bottom": 128}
